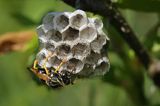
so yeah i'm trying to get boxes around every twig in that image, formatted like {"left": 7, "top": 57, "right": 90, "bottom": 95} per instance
{"left": 62, "top": 0, "right": 160, "bottom": 86}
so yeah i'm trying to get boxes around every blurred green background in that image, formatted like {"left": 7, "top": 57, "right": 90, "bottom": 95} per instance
{"left": 0, "top": 0, "right": 160, "bottom": 106}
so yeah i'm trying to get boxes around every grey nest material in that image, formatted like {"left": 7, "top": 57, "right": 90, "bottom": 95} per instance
{"left": 36, "top": 10, "right": 110, "bottom": 77}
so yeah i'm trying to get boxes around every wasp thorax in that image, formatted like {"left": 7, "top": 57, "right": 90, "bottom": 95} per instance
{"left": 36, "top": 10, "right": 110, "bottom": 77}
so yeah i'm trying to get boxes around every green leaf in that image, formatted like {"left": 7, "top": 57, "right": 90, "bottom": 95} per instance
{"left": 144, "top": 22, "right": 160, "bottom": 50}
{"left": 11, "top": 13, "right": 37, "bottom": 26}
{"left": 117, "top": 0, "right": 160, "bottom": 12}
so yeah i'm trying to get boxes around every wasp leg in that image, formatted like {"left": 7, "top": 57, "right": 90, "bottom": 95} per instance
{"left": 55, "top": 57, "right": 67, "bottom": 73}
{"left": 70, "top": 73, "right": 77, "bottom": 85}
{"left": 57, "top": 74, "right": 65, "bottom": 86}
{"left": 43, "top": 52, "right": 56, "bottom": 75}
{"left": 56, "top": 78, "right": 65, "bottom": 86}
{"left": 33, "top": 60, "right": 38, "bottom": 69}
{"left": 43, "top": 63, "right": 50, "bottom": 75}
{"left": 30, "top": 68, "right": 50, "bottom": 81}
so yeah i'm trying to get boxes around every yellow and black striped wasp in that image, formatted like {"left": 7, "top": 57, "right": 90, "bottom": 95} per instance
{"left": 28, "top": 52, "right": 76, "bottom": 88}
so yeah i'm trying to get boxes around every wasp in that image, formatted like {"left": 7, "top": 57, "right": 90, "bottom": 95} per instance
{"left": 28, "top": 52, "right": 76, "bottom": 88}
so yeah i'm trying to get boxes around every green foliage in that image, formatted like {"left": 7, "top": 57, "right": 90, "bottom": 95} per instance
{"left": 0, "top": 0, "right": 160, "bottom": 106}
{"left": 117, "top": 0, "right": 160, "bottom": 12}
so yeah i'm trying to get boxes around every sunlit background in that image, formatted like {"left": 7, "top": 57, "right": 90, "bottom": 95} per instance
{"left": 0, "top": 0, "right": 160, "bottom": 106}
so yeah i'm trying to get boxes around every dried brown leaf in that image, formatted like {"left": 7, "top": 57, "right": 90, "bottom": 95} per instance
{"left": 0, "top": 31, "right": 36, "bottom": 55}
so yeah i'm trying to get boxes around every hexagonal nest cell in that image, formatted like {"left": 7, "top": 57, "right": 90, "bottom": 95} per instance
{"left": 66, "top": 58, "right": 84, "bottom": 73}
{"left": 45, "top": 41, "right": 55, "bottom": 52}
{"left": 63, "top": 27, "right": 79, "bottom": 41}
{"left": 94, "top": 57, "right": 110, "bottom": 75}
{"left": 54, "top": 14, "right": 69, "bottom": 31}
{"left": 80, "top": 25, "right": 97, "bottom": 42}
{"left": 38, "top": 38, "right": 47, "bottom": 49}
{"left": 85, "top": 51, "right": 101, "bottom": 65}
{"left": 71, "top": 43, "right": 90, "bottom": 60}
{"left": 37, "top": 52, "right": 46, "bottom": 61}
{"left": 70, "top": 13, "right": 87, "bottom": 29}
{"left": 48, "top": 56, "right": 62, "bottom": 69}
{"left": 56, "top": 44, "right": 71, "bottom": 58}
{"left": 45, "top": 29, "right": 55, "bottom": 40}
{"left": 36, "top": 49, "right": 48, "bottom": 66}
{"left": 37, "top": 25, "right": 45, "bottom": 38}
{"left": 50, "top": 30, "right": 62, "bottom": 42}
{"left": 77, "top": 64, "right": 94, "bottom": 77}
{"left": 42, "top": 13, "right": 56, "bottom": 31}
{"left": 91, "top": 34, "right": 106, "bottom": 53}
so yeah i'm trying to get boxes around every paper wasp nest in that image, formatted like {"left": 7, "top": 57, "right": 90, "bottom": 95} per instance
{"left": 36, "top": 10, "right": 110, "bottom": 77}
